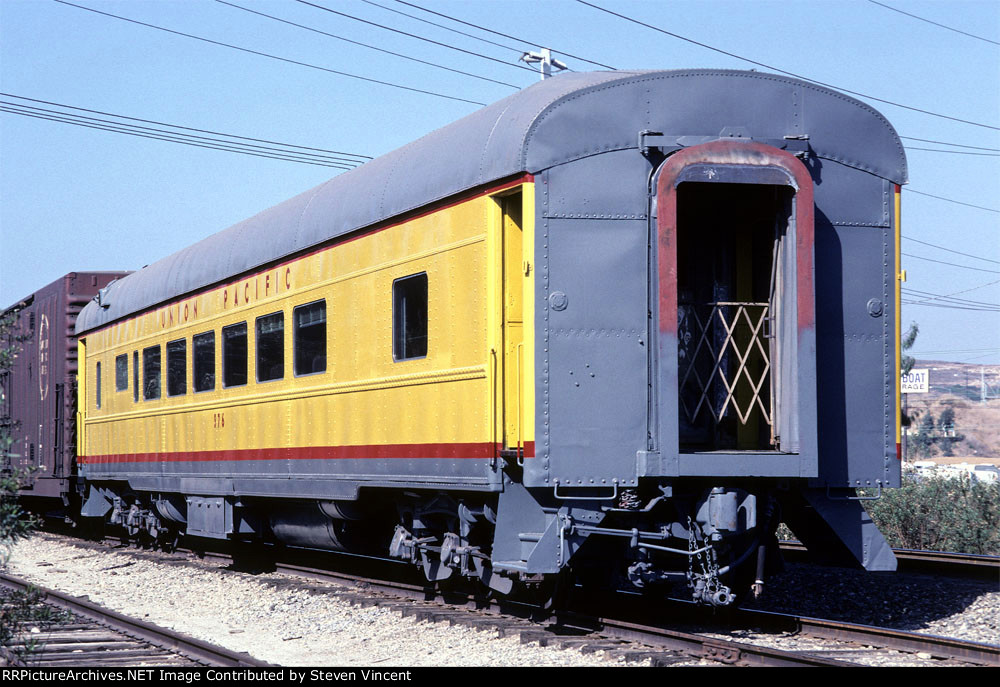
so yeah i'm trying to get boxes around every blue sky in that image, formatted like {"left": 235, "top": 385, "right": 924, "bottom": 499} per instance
{"left": 1, "top": 0, "right": 998, "bottom": 364}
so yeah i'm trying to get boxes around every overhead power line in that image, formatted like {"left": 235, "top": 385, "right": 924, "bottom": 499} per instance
{"left": 907, "top": 281, "right": 1000, "bottom": 302}
{"left": 52, "top": 0, "right": 487, "bottom": 107}
{"left": 387, "top": 2, "right": 999, "bottom": 149}
{"left": 394, "top": 0, "right": 618, "bottom": 70}
{"left": 574, "top": 0, "right": 1000, "bottom": 131}
{"left": 0, "top": 93, "right": 372, "bottom": 162}
{"left": 903, "top": 236, "right": 1000, "bottom": 266}
{"left": 293, "top": 0, "right": 539, "bottom": 76}
{"left": 910, "top": 348, "right": 1000, "bottom": 355}
{"left": 902, "top": 299, "right": 1000, "bottom": 312}
{"left": 903, "top": 281, "right": 1000, "bottom": 310}
{"left": 216, "top": 0, "right": 520, "bottom": 89}
{"left": 901, "top": 296, "right": 1000, "bottom": 312}
{"left": 903, "top": 252, "right": 1000, "bottom": 274}
{"left": 2, "top": 105, "right": 353, "bottom": 169}
{"left": 867, "top": 0, "right": 1000, "bottom": 47}
{"left": 905, "top": 189, "right": 1000, "bottom": 213}
{"left": 392, "top": 1, "right": 999, "bottom": 149}
{"left": 901, "top": 296, "right": 997, "bottom": 313}
{"left": 905, "top": 146, "right": 1000, "bottom": 157}
{"left": 0, "top": 96, "right": 373, "bottom": 169}
{"left": 900, "top": 136, "right": 1000, "bottom": 153}
{"left": 360, "top": 0, "right": 526, "bottom": 55}
{"left": 902, "top": 294, "right": 999, "bottom": 311}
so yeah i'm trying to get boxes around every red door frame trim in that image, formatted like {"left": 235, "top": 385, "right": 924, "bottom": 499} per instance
{"left": 655, "top": 140, "right": 815, "bottom": 338}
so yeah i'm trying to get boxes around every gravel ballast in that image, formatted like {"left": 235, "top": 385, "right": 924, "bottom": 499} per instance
{"left": 743, "top": 559, "right": 1000, "bottom": 646}
{"left": 3, "top": 536, "right": 658, "bottom": 667}
{"left": 5, "top": 534, "right": 997, "bottom": 666}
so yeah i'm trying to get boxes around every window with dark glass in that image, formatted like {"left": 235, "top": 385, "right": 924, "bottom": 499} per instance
{"left": 223, "top": 322, "right": 247, "bottom": 388}
{"left": 167, "top": 339, "right": 187, "bottom": 396}
{"left": 393, "top": 273, "right": 428, "bottom": 361}
{"left": 294, "top": 300, "right": 326, "bottom": 376}
{"left": 133, "top": 351, "right": 139, "bottom": 403}
{"left": 115, "top": 354, "right": 128, "bottom": 392}
{"left": 143, "top": 345, "right": 161, "bottom": 400}
{"left": 96, "top": 362, "right": 101, "bottom": 409}
{"left": 256, "top": 312, "right": 284, "bottom": 382}
{"left": 193, "top": 331, "right": 215, "bottom": 392}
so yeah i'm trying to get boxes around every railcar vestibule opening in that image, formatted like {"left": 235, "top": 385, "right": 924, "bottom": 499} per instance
{"left": 675, "top": 181, "right": 793, "bottom": 452}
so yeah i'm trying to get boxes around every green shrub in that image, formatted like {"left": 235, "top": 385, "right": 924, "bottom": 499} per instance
{"left": 1, "top": 468, "right": 37, "bottom": 566}
{"left": 1, "top": 309, "right": 35, "bottom": 567}
{"left": 863, "top": 471, "right": 1000, "bottom": 555}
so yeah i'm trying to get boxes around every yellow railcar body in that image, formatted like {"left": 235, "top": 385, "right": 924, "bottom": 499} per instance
{"left": 79, "top": 180, "right": 535, "bottom": 476}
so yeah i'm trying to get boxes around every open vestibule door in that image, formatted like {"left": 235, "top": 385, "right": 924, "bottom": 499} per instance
{"left": 654, "top": 140, "right": 817, "bottom": 475}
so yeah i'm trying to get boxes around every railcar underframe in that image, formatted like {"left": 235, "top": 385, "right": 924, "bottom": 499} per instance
{"left": 74, "top": 71, "right": 905, "bottom": 605}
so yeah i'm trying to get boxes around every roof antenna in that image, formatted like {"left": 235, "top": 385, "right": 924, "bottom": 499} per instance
{"left": 520, "top": 48, "right": 568, "bottom": 80}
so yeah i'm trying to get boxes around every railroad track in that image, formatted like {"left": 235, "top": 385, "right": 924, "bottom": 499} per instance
{"left": 0, "top": 571, "right": 269, "bottom": 668}
{"left": 241, "top": 543, "right": 1000, "bottom": 667}
{"left": 731, "top": 608, "right": 1000, "bottom": 666}
{"left": 69, "top": 537, "right": 890, "bottom": 666}
{"left": 251, "top": 549, "right": 1000, "bottom": 667}
{"left": 16, "top": 531, "right": 1000, "bottom": 667}
{"left": 576, "top": 591, "right": 1000, "bottom": 667}
{"left": 779, "top": 541, "right": 1000, "bottom": 580}
{"left": 260, "top": 558, "right": 853, "bottom": 667}
{"left": 18, "top": 534, "right": 852, "bottom": 667}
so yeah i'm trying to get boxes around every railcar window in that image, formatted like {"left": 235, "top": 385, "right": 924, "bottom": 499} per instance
{"left": 96, "top": 362, "right": 101, "bottom": 409}
{"left": 193, "top": 331, "right": 215, "bottom": 392}
{"left": 256, "top": 312, "right": 284, "bottom": 382}
{"left": 115, "top": 354, "right": 127, "bottom": 392}
{"left": 143, "top": 345, "right": 161, "bottom": 400}
{"left": 133, "top": 351, "right": 139, "bottom": 403}
{"left": 167, "top": 339, "right": 187, "bottom": 396}
{"left": 393, "top": 273, "right": 428, "bottom": 361}
{"left": 294, "top": 300, "right": 326, "bottom": 376}
{"left": 223, "top": 322, "right": 248, "bottom": 387}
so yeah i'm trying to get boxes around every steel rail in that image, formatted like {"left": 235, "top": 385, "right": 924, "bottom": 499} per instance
{"left": 727, "top": 607, "right": 1000, "bottom": 666}
{"left": 339, "top": 556, "right": 999, "bottom": 666}
{"left": 35, "top": 531, "right": 997, "bottom": 667}
{"left": 0, "top": 571, "right": 269, "bottom": 667}
{"left": 205, "top": 545, "right": 858, "bottom": 666}
{"left": 90, "top": 536, "right": 855, "bottom": 666}
{"left": 554, "top": 611, "right": 854, "bottom": 667}
{"left": 779, "top": 541, "right": 1000, "bottom": 580}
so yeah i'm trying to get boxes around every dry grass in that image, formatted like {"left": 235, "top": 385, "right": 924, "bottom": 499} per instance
{"left": 904, "top": 360, "right": 1000, "bottom": 461}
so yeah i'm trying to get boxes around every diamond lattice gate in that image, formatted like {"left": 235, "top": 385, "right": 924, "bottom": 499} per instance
{"left": 678, "top": 302, "right": 773, "bottom": 449}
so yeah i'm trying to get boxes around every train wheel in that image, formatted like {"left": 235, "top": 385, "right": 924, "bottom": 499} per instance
{"left": 159, "top": 528, "right": 180, "bottom": 553}
{"left": 79, "top": 518, "right": 106, "bottom": 542}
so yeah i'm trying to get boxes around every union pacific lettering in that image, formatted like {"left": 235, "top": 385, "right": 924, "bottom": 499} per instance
{"left": 221, "top": 266, "right": 293, "bottom": 310}
{"left": 157, "top": 298, "right": 200, "bottom": 329}
{"left": 147, "top": 266, "right": 295, "bottom": 332}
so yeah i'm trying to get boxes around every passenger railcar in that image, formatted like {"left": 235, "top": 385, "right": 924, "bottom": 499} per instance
{"left": 68, "top": 69, "right": 906, "bottom": 604}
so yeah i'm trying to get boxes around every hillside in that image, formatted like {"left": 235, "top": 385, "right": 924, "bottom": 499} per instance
{"left": 902, "top": 359, "right": 1000, "bottom": 464}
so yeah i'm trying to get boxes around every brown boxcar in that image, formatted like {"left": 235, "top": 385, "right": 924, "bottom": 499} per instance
{"left": 2, "top": 272, "right": 128, "bottom": 508}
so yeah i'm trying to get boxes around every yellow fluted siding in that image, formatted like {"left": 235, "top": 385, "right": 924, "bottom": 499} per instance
{"left": 80, "top": 182, "right": 534, "bottom": 461}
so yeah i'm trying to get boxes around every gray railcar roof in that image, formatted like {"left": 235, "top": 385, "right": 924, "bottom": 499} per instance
{"left": 76, "top": 69, "right": 906, "bottom": 334}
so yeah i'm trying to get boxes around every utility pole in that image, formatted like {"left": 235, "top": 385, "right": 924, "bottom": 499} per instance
{"left": 520, "top": 48, "right": 568, "bottom": 80}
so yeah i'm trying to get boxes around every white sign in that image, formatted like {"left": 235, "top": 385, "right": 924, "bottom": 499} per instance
{"left": 901, "top": 368, "right": 929, "bottom": 394}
